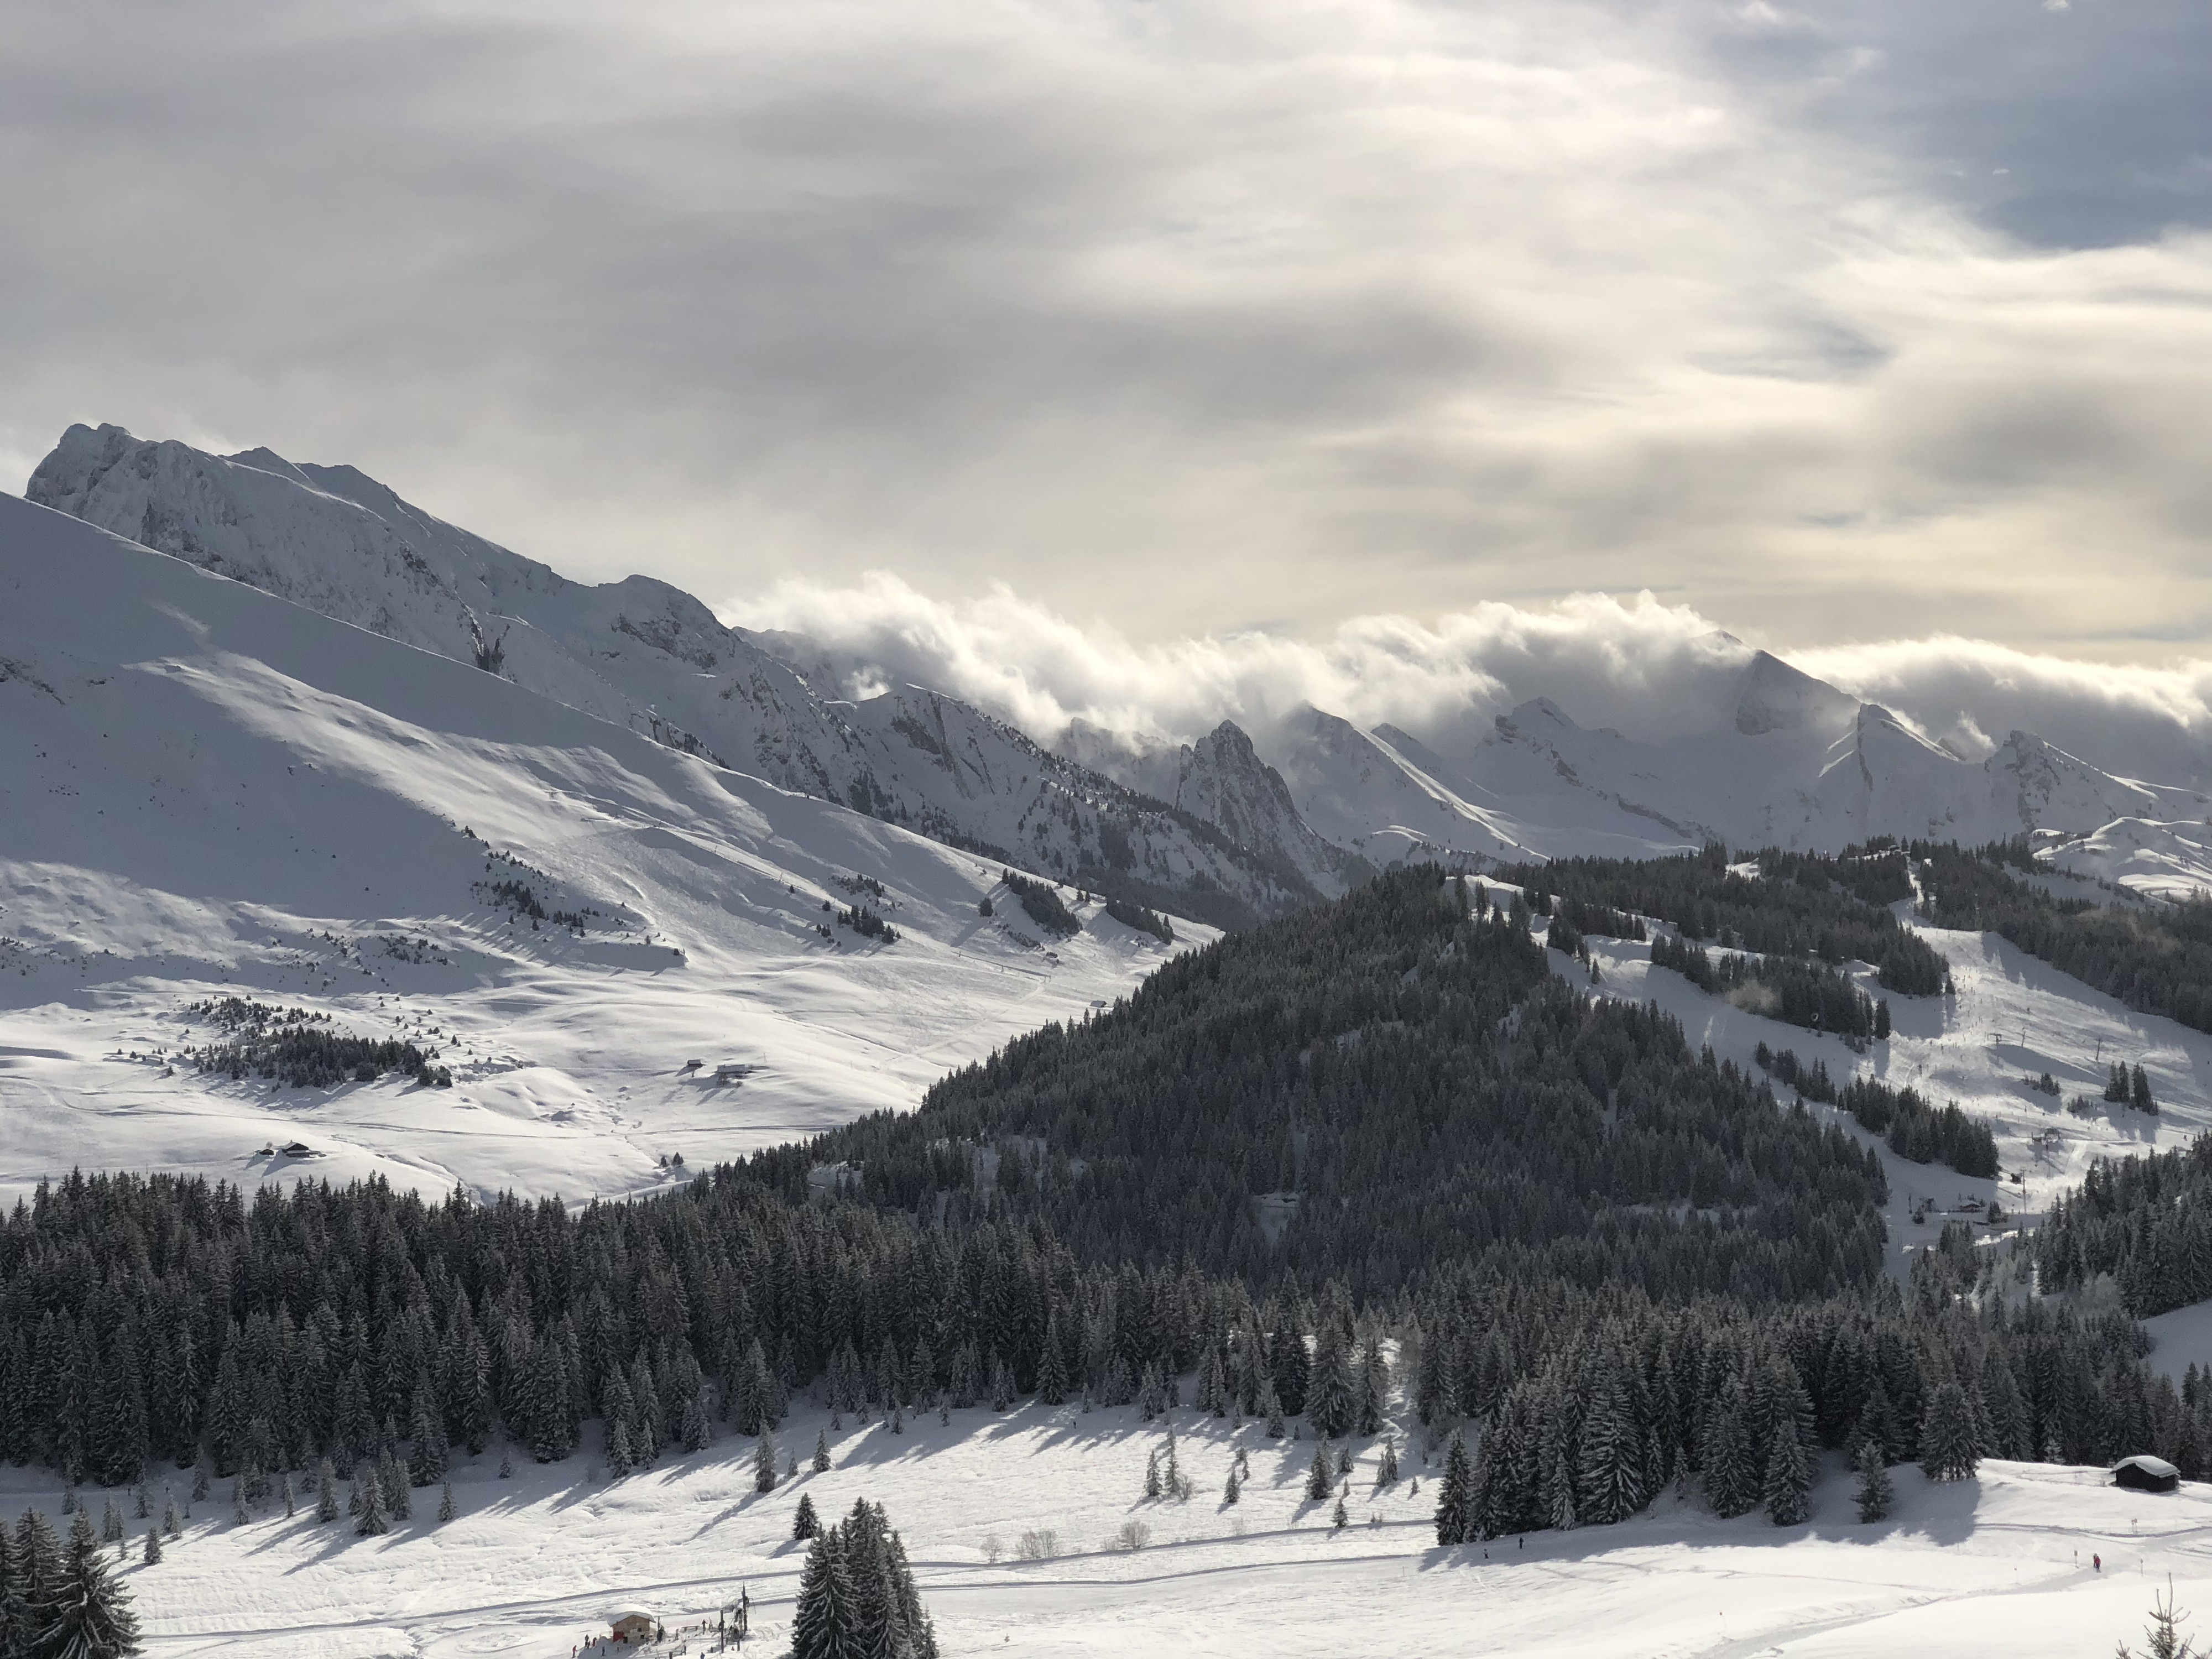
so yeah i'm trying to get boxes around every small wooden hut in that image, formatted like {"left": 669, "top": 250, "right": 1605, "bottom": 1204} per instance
{"left": 2113, "top": 1455, "right": 2180, "bottom": 1494}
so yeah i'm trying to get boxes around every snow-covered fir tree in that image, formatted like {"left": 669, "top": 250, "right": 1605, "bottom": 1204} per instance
{"left": 789, "top": 1499, "right": 937, "bottom": 1659}
{"left": 1919, "top": 1383, "right": 1980, "bottom": 1483}
{"left": 1853, "top": 1439, "right": 1893, "bottom": 1522}
{"left": 1434, "top": 1430, "right": 1473, "bottom": 1546}
{"left": 1305, "top": 1441, "right": 1334, "bottom": 1501}
{"left": 1762, "top": 1423, "right": 1812, "bottom": 1526}
{"left": 36, "top": 1508, "right": 142, "bottom": 1659}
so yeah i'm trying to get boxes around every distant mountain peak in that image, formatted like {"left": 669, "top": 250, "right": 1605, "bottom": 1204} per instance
{"left": 24, "top": 422, "right": 1321, "bottom": 930}
{"left": 1733, "top": 650, "right": 1858, "bottom": 738}
{"left": 1499, "top": 696, "right": 1578, "bottom": 732}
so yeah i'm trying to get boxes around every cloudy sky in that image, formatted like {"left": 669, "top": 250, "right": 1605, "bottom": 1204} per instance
{"left": 4, "top": 0, "right": 2208, "bottom": 724}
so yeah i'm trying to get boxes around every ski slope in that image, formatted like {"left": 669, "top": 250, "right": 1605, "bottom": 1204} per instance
{"left": 0, "top": 494, "right": 1209, "bottom": 1206}
{"left": 1531, "top": 902, "right": 2212, "bottom": 1321}
{"left": 25, "top": 1386, "right": 2204, "bottom": 1659}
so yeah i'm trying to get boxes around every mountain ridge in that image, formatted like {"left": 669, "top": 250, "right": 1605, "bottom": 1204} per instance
{"left": 27, "top": 421, "right": 2212, "bottom": 905}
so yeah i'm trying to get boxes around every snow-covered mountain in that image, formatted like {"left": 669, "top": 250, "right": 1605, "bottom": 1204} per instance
{"left": 28, "top": 424, "right": 1316, "bottom": 928}
{"left": 28, "top": 422, "right": 2211, "bottom": 907}
{"left": 0, "top": 491, "right": 1210, "bottom": 1202}
{"left": 1246, "top": 649, "right": 2212, "bottom": 896}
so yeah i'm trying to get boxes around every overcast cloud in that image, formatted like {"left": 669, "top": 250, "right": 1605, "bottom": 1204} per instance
{"left": 2, "top": 1, "right": 2206, "bottom": 681}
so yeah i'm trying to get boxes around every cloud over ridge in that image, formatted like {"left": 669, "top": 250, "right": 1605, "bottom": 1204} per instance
{"left": 733, "top": 574, "right": 2212, "bottom": 787}
{"left": 2, "top": 0, "right": 2206, "bottom": 659}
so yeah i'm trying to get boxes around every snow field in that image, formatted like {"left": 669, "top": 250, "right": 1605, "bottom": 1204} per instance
{"left": 1537, "top": 908, "right": 2212, "bottom": 1297}
{"left": 33, "top": 1392, "right": 2212, "bottom": 1659}
{"left": 0, "top": 497, "right": 1208, "bottom": 1207}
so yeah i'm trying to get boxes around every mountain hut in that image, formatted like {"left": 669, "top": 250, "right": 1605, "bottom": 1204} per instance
{"left": 2113, "top": 1455, "right": 2180, "bottom": 1494}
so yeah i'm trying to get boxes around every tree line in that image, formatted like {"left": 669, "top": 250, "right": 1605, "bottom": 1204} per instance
{"left": 1752, "top": 1045, "right": 1999, "bottom": 1180}
{"left": 1503, "top": 842, "right": 1948, "bottom": 997}
{"left": 2038, "top": 1131, "right": 2212, "bottom": 1318}
{"left": 1916, "top": 842, "right": 2212, "bottom": 1036}
{"left": 807, "top": 869, "right": 1891, "bottom": 1307}
{"left": 1651, "top": 931, "right": 1888, "bottom": 1041}
{"left": 183, "top": 998, "right": 450, "bottom": 1090}
{"left": 0, "top": 861, "right": 2198, "bottom": 1585}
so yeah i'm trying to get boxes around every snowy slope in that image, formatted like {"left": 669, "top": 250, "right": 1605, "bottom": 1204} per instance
{"left": 1511, "top": 897, "right": 2212, "bottom": 1284}
{"left": 27, "top": 425, "right": 1309, "bottom": 922}
{"left": 0, "top": 492, "right": 1210, "bottom": 1206}
{"left": 2036, "top": 818, "right": 2212, "bottom": 904}
{"left": 38, "top": 425, "right": 2212, "bottom": 908}
{"left": 20, "top": 1391, "right": 2204, "bottom": 1659}
{"left": 1143, "top": 645, "right": 2212, "bottom": 889}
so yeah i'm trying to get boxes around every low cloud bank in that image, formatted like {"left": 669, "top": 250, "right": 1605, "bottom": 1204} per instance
{"left": 731, "top": 574, "right": 2212, "bottom": 787}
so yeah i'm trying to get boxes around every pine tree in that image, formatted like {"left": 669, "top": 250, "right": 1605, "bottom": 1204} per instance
{"left": 17, "top": 1507, "right": 62, "bottom": 1650}
{"left": 1703, "top": 1393, "right": 1760, "bottom": 1519}
{"left": 1434, "top": 1430, "right": 1473, "bottom": 1546}
{"left": 1305, "top": 1442, "right": 1333, "bottom": 1502}
{"left": 814, "top": 1431, "right": 832, "bottom": 1473}
{"left": 2117, "top": 1583, "right": 2201, "bottom": 1659}
{"left": 497, "top": 1444, "right": 514, "bottom": 1481}
{"left": 231, "top": 1479, "right": 248, "bottom": 1528}
{"left": 142, "top": 1526, "right": 161, "bottom": 1567}
{"left": 1039, "top": 1318, "right": 1070, "bottom": 1407}
{"left": 408, "top": 1384, "right": 446, "bottom": 1488}
{"left": 437, "top": 1477, "right": 456, "bottom": 1524}
{"left": 1307, "top": 1324, "right": 1355, "bottom": 1439}
{"left": 43, "top": 1506, "right": 142, "bottom": 1658}
{"left": 1919, "top": 1382, "right": 1979, "bottom": 1483}
{"left": 381, "top": 1451, "right": 412, "bottom": 1520}
{"left": 1223, "top": 1466, "right": 1240, "bottom": 1505}
{"left": 789, "top": 1530, "right": 860, "bottom": 1659}
{"left": 1332, "top": 1495, "right": 1348, "bottom": 1529}
{"left": 355, "top": 1478, "right": 388, "bottom": 1537}
{"left": 755, "top": 1431, "right": 779, "bottom": 1495}
{"left": 1544, "top": 1444, "right": 1578, "bottom": 1532}
{"left": 1376, "top": 1439, "right": 1400, "bottom": 1486}
{"left": 844, "top": 1504, "right": 901, "bottom": 1659}
{"left": 1576, "top": 1371, "right": 1645, "bottom": 1527}
{"left": 160, "top": 1499, "right": 180, "bottom": 1541}
{"left": 1762, "top": 1424, "right": 1812, "bottom": 1526}
{"left": 1853, "top": 1439, "right": 1893, "bottom": 1523}
{"left": 315, "top": 1460, "right": 339, "bottom": 1524}
{"left": 794, "top": 1494, "right": 821, "bottom": 1540}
